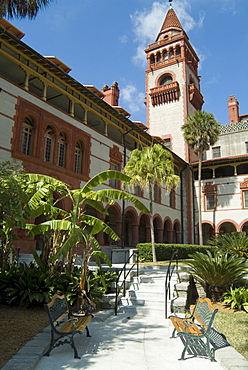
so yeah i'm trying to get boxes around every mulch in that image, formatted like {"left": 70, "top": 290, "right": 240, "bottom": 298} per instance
{"left": 0, "top": 305, "right": 49, "bottom": 368}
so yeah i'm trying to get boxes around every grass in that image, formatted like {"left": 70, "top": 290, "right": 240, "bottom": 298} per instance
{"left": 212, "top": 310, "right": 248, "bottom": 359}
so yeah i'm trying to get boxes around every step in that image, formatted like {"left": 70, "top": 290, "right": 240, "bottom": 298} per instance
{"left": 127, "top": 290, "right": 165, "bottom": 301}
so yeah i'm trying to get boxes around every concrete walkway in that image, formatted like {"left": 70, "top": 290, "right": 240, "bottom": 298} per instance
{"left": 36, "top": 308, "right": 224, "bottom": 370}
{"left": 2, "top": 264, "right": 248, "bottom": 370}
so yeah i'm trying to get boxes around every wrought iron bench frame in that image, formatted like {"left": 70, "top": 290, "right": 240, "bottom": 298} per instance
{"left": 169, "top": 297, "right": 230, "bottom": 362}
{"left": 44, "top": 294, "right": 93, "bottom": 358}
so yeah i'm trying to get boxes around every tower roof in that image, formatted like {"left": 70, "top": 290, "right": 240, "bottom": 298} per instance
{"left": 156, "top": 7, "right": 183, "bottom": 40}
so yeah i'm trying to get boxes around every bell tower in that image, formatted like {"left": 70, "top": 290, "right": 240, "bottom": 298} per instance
{"left": 145, "top": 2, "right": 204, "bottom": 161}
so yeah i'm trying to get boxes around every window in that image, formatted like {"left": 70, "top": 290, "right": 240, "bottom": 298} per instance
{"left": 243, "top": 191, "right": 248, "bottom": 208}
{"left": 163, "top": 50, "right": 168, "bottom": 60}
{"left": 109, "top": 163, "right": 118, "bottom": 187}
{"left": 57, "top": 133, "right": 66, "bottom": 167}
{"left": 246, "top": 142, "right": 248, "bottom": 153}
{"left": 169, "top": 190, "right": 176, "bottom": 208}
{"left": 160, "top": 75, "right": 173, "bottom": 85}
{"left": 164, "top": 138, "right": 171, "bottom": 150}
{"left": 206, "top": 194, "right": 216, "bottom": 210}
{"left": 154, "top": 184, "right": 160, "bottom": 202}
{"left": 74, "top": 141, "right": 82, "bottom": 173}
{"left": 134, "top": 185, "right": 142, "bottom": 196}
{"left": 212, "top": 146, "right": 221, "bottom": 158}
{"left": 44, "top": 126, "right": 54, "bottom": 163}
{"left": 21, "top": 117, "right": 34, "bottom": 155}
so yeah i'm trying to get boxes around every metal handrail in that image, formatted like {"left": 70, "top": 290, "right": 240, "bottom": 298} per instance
{"left": 165, "top": 250, "right": 179, "bottom": 319}
{"left": 114, "top": 251, "right": 139, "bottom": 315}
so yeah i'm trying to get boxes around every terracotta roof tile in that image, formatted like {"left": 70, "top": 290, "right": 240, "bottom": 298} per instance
{"left": 160, "top": 8, "right": 183, "bottom": 33}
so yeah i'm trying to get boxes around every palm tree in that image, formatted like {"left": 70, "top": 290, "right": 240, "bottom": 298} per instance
{"left": 181, "top": 111, "right": 221, "bottom": 245}
{"left": 124, "top": 144, "right": 180, "bottom": 263}
{"left": 0, "top": 0, "right": 54, "bottom": 19}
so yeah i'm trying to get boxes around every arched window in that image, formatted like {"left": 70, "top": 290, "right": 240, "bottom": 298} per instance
{"left": 74, "top": 141, "right": 83, "bottom": 173}
{"left": 57, "top": 133, "right": 66, "bottom": 167}
{"left": 156, "top": 52, "right": 161, "bottom": 62}
{"left": 176, "top": 45, "right": 181, "bottom": 56}
{"left": 21, "top": 116, "right": 34, "bottom": 155}
{"left": 163, "top": 50, "right": 168, "bottom": 60}
{"left": 160, "top": 74, "right": 173, "bottom": 85}
{"left": 44, "top": 126, "right": 54, "bottom": 163}
{"left": 169, "top": 47, "right": 174, "bottom": 58}
{"left": 150, "top": 54, "right": 155, "bottom": 64}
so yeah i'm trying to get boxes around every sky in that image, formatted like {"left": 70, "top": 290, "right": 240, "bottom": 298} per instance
{"left": 8, "top": 0, "right": 248, "bottom": 126}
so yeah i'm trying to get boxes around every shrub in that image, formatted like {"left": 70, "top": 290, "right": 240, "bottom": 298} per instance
{"left": 187, "top": 251, "right": 248, "bottom": 301}
{"left": 222, "top": 287, "right": 248, "bottom": 312}
{"left": 0, "top": 264, "right": 117, "bottom": 307}
{"left": 136, "top": 243, "right": 214, "bottom": 262}
{"left": 209, "top": 231, "right": 248, "bottom": 258}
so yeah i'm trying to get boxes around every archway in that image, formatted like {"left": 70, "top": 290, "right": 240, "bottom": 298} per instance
{"left": 218, "top": 221, "right": 237, "bottom": 234}
{"left": 124, "top": 209, "right": 138, "bottom": 247}
{"left": 139, "top": 214, "right": 150, "bottom": 243}
{"left": 202, "top": 223, "right": 215, "bottom": 245}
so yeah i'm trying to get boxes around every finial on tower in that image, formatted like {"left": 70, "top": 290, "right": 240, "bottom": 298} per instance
{"left": 169, "top": 0, "right": 173, "bottom": 7}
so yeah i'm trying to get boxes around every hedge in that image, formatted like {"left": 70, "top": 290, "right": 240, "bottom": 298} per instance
{"left": 136, "top": 243, "right": 215, "bottom": 262}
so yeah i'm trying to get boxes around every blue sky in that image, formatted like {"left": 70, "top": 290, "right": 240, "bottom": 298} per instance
{"left": 9, "top": 0, "right": 248, "bottom": 126}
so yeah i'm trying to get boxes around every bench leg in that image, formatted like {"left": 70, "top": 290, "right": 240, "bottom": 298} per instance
{"left": 85, "top": 326, "right": 91, "bottom": 337}
{"left": 71, "top": 333, "right": 80, "bottom": 359}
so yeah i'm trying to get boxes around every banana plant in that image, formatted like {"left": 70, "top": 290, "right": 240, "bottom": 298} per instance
{"left": 25, "top": 171, "right": 150, "bottom": 299}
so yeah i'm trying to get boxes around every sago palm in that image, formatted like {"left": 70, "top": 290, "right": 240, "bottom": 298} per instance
{"left": 209, "top": 231, "right": 248, "bottom": 258}
{"left": 181, "top": 111, "right": 221, "bottom": 245}
{"left": 124, "top": 144, "right": 180, "bottom": 263}
{"left": 187, "top": 250, "right": 248, "bottom": 301}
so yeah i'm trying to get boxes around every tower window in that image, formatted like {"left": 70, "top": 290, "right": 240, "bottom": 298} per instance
{"left": 246, "top": 142, "right": 248, "bottom": 153}
{"left": 160, "top": 75, "right": 173, "bottom": 85}
{"left": 176, "top": 45, "right": 181, "bottom": 56}
{"left": 163, "top": 50, "right": 168, "bottom": 60}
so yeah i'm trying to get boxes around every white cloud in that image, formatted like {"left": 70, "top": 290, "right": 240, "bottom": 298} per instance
{"left": 119, "top": 34, "right": 128, "bottom": 44}
{"left": 130, "top": 1, "right": 204, "bottom": 68}
{"left": 121, "top": 84, "right": 145, "bottom": 113}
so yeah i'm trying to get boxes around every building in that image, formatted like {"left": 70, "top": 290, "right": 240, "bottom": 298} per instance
{"left": 0, "top": 3, "right": 247, "bottom": 257}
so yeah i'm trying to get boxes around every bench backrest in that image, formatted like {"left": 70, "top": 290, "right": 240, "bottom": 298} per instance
{"left": 45, "top": 294, "right": 68, "bottom": 324}
{"left": 193, "top": 298, "right": 218, "bottom": 330}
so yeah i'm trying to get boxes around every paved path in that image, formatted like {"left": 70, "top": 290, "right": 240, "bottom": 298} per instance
{"left": 34, "top": 308, "right": 223, "bottom": 370}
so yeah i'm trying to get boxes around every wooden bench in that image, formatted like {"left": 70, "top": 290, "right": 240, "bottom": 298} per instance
{"left": 44, "top": 294, "right": 93, "bottom": 358}
{"left": 169, "top": 297, "right": 230, "bottom": 362}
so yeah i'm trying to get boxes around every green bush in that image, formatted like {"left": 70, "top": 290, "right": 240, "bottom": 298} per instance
{"left": 222, "top": 287, "right": 248, "bottom": 312}
{"left": 136, "top": 243, "right": 215, "bottom": 262}
{"left": 0, "top": 263, "right": 117, "bottom": 307}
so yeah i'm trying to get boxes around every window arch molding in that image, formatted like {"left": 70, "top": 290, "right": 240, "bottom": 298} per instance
{"left": 155, "top": 70, "right": 177, "bottom": 87}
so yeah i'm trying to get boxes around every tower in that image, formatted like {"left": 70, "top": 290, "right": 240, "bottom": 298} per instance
{"left": 145, "top": 3, "right": 204, "bottom": 161}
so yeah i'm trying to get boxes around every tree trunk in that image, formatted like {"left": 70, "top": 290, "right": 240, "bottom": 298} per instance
{"left": 198, "top": 151, "right": 203, "bottom": 245}
{"left": 149, "top": 184, "right": 157, "bottom": 263}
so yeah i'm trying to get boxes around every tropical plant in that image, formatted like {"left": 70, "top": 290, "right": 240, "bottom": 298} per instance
{"left": 0, "top": 161, "right": 26, "bottom": 270}
{"left": 187, "top": 250, "right": 248, "bottom": 301}
{"left": 222, "top": 287, "right": 248, "bottom": 312}
{"left": 0, "top": 0, "right": 54, "bottom": 19}
{"left": 124, "top": 144, "right": 180, "bottom": 263}
{"left": 25, "top": 170, "right": 149, "bottom": 307}
{"left": 181, "top": 111, "right": 221, "bottom": 245}
{"left": 209, "top": 232, "right": 248, "bottom": 258}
